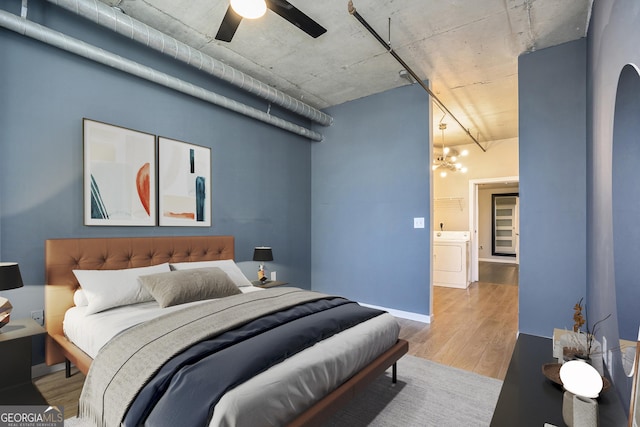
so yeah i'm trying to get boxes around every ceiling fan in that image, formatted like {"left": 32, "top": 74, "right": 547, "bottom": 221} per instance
{"left": 215, "top": 0, "right": 327, "bottom": 42}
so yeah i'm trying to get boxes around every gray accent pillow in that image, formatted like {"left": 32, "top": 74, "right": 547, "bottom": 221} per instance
{"left": 139, "top": 267, "right": 241, "bottom": 308}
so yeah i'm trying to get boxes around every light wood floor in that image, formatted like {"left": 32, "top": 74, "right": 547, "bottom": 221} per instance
{"left": 398, "top": 280, "right": 518, "bottom": 380}
{"left": 34, "top": 265, "right": 518, "bottom": 418}
{"left": 479, "top": 261, "right": 519, "bottom": 285}
{"left": 34, "top": 366, "right": 84, "bottom": 418}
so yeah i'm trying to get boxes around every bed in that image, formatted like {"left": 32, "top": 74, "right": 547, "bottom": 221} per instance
{"left": 44, "top": 235, "right": 408, "bottom": 426}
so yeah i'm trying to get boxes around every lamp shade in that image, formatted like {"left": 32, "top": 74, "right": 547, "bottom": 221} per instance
{"left": 0, "top": 262, "right": 24, "bottom": 291}
{"left": 253, "top": 247, "right": 273, "bottom": 262}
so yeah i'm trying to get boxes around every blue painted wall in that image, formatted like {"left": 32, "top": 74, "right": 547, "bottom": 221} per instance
{"left": 1, "top": 1, "right": 434, "bottom": 365}
{"left": 311, "top": 86, "right": 431, "bottom": 315}
{"left": 612, "top": 65, "right": 640, "bottom": 343}
{"left": 587, "top": 0, "right": 640, "bottom": 406}
{"left": 518, "top": 39, "right": 587, "bottom": 336}
{"left": 520, "top": 0, "right": 640, "bottom": 407}
{"left": 0, "top": 1, "right": 313, "bottom": 314}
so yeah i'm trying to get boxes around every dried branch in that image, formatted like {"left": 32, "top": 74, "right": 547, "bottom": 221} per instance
{"left": 573, "top": 297, "right": 586, "bottom": 332}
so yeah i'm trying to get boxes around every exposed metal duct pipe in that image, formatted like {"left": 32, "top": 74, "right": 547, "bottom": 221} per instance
{"left": 0, "top": 10, "right": 323, "bottom": 141}
{"left": 348, "top": 1, "right": 486, "bottom": 152}
{"left": 47, "top": 0, "right": 333, "bottom": 127}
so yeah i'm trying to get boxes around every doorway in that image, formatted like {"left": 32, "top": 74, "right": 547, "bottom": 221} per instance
{"left": 426, "top": 175, "right": 519, "bottom": 378}
{"left": 468, "top": 176, "right": 519, "bottom": 282}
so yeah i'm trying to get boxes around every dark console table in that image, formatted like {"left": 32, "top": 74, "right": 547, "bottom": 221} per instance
{"left": 491, "top": 333, "right": 627, "bottom": 426}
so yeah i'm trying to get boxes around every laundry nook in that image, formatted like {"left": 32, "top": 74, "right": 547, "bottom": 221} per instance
{"left": 433, "top": 231, "right": 471, "bottom": 289}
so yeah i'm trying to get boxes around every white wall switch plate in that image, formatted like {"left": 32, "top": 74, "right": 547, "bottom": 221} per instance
{"left": 413, "top": 217, "right": 425, "bottom": 228}
{"left": 270, "top": 271, "right": 277, "bottom": 281}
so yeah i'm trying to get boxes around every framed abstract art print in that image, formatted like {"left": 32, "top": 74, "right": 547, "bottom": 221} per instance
{"left": 158, "top": 136, "right": 211, "bottom": 227}
{"left": 83, "top": 119, "right": 156, "bottom": 226}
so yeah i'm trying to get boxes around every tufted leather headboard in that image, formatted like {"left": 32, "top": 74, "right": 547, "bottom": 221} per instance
{"left": 44, "top": 235, "right": 234, "bottom": 370}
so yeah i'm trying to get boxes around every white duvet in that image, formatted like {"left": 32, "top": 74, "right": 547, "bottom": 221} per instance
{"left": 64, "top": 287, "right": 400, "bottom": 426}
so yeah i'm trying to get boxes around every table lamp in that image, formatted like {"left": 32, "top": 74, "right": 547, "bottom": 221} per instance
{"left": 0, "top": 262, "right": 24, "bottom": 330}
{"left": 253, "top": 247, "right": 273, "bottom": 282}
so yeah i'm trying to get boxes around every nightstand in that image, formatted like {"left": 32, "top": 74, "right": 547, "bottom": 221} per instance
{"left": 252, "top": 280, "right": 289, "bottom": 288}
{"left": 0, "top": 318, "right": 47, "bottom": 405}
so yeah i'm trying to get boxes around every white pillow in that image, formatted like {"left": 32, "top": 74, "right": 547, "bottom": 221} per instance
{"left": 73, "top": 289, "right": 89, "bottom": 307}
{"left": 170, "top": 260, "right": 252, "bottom": 287}
{"left": 73, "top": 263, "right": 171, "bottom": 315}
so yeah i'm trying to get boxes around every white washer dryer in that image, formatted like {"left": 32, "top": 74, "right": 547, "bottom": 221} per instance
{"left": 433, "top": 231, "right": 471, "bottom": 289}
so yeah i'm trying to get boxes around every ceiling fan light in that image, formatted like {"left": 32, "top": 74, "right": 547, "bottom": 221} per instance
{"left": 455, "top": 163, "right": 462, "bottom": 169}
{"left": 461, "top": 149, "right": 469, "bottom": 156}
{"left": 440, "top": 171, "right": 447, "bottom": 178}
{"left": 230, "top": 0, "right": 267, "bottom": 19}
{"left": 461, "top": 167, "right": 468, "bottom": 173}
{"left": 443, "top": 147, "right": 450, "bottom": 155}
{"left": 450, "top": 156, "right": 457, "bottom": 162}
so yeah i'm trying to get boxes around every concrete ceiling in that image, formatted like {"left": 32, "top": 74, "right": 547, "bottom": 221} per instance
{"left": 103, "top": 0, "right": 592, "bottom": 146}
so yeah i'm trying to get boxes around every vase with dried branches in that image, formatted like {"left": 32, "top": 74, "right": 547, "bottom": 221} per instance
{"left": 563, "top": 297, "right": 611, "bottom": 365}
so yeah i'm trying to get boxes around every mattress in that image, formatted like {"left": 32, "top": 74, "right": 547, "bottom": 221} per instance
{"left": 64, "top": 287, "right": 400, "bottom": 426}
{"left": 63, "top": 285, "right": 263, "bottom": 358}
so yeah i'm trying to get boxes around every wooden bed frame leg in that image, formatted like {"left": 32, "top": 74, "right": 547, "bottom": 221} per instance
{"left": 392, "top": 362, "right": 397, "bottom": 383}
{"left": 65, "top": 359, "right": 71, "bottom": 378}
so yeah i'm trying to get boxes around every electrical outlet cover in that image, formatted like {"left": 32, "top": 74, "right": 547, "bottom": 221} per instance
{"left": 31, "top": 309, "right": 44, "bottom": 326}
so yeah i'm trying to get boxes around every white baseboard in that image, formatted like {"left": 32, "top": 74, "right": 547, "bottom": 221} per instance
{"left": 32, "top": 362, "right": 65, "bottom": 379}
{"left": 359, "top": 302, "right": 431, "bottom": 323}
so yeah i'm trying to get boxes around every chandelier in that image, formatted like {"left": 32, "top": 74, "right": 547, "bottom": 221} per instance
{"left": 432, "top": 123, "right": 468, "bottom": 177}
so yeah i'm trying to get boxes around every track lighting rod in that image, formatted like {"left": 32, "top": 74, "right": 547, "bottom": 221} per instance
{"left": 348, "top": 1, "right": 486, "bottom": 153}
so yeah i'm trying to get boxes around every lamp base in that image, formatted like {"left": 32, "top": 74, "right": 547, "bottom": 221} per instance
{"left": 257, "top": 263, "right": 268, "bottom": 282}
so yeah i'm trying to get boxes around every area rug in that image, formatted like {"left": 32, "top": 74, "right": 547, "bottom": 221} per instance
{"left": 64, "top": 355, "right": 502, "bottom": 427}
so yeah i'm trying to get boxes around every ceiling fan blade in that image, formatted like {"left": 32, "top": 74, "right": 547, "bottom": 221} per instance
{"left": 215, "top": 5, "right": 243, "bottom": 42}
{"left": 265, "top": 0, "right": 327, "bottom": 38}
